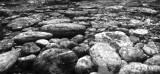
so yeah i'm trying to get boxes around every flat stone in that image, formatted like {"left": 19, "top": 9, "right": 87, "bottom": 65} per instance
{"left": 13, "top": 31, "right": 53, "bottom": 43}
{"left": 130, "top": 29, "right": 149, "bottom": 36}
{"left": 41, "top": 23, "right": 86, "bottom": 37}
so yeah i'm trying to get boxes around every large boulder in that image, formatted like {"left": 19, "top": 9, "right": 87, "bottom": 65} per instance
{"left": 7, "top": 14, "right": 43, "bottom": 30}
{"left": 41, "top": 23, "right": 86, "bottom": 37}
{"left": 0, "top": 49, "right": 20, "bottom": 73}
{"left": 89, "top": 43, "right": 124, "bottom": 73}
{"left": 13, "top": 31, "right": 53, "bottom": 43}
{"left": 33, "top": 48, "right": 78, "bottom": 74}
{"left": 119, "top": 62, "right": 160, "bottom": 74}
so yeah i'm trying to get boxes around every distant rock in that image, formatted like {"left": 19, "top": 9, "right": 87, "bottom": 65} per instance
{"left": 119, "top": 62, "right": 160, "bottom": 74}
{"left": 13, "top": 31, "right": 53, "bottom": 43}
{"left": 41, "top": 23, "right": 86, "bottom": 37}
{"left": 0, "top": 39, "right": 14, "bottom": 52}
{"left": 33, "top": 48, "right": 78, "bottom": 74}
{"left": 7, "top": 14, "right": 43, "bottom": 30}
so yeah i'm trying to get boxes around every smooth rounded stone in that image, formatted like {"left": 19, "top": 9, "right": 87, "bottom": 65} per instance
{"left": 13, "top": 31, "right": 53, "bottom": 43}
{"left": 72, "top": 44, "right": 90, "bottom": 57}
{"left": 119, "top": 62, "right": 160, "bottom": 74}
{"left": 60, "top": 10, "right": 88, "bottom": 17}
{"left": 71, "top": 34, "right": 85, "bottom": 44}
{"left": 145, "top": 54, "right": 160, "bottom": 65}
{"left": 0, "top": 49, "right": 20, "bottom": 73}
{"left": 41, "top": 23, "right": 86, "bottom": 37}
{"left": 75, "top": 55, "right": 97, "bottom": 74}
{"left": 18, "top": 54, "right": 36, "bottom": 62}
{"left": 60, "top": 41, "right": 78, "bottom": 49}
{"left": 90, "top": 72, "right": 99, "bottom": 74}
{"left": 143, "top": 42, "right": 160, "bottom": 56}
{"left": 0, "top": 39, "right": 14, "bottom": 52}
{"left": 90, "top": 43, "right": 123, "bottom": 73}
{"left": 7, "top": 14, "right": 43, "bottom": 30}
{"left": 35, "top": 39, "right": 50, "bottom": 46}
{"left": 95, "top": 31, "right": 133, "bottom": 47}
{"left": 21, "top": 42, "right": 41, "bottom": 55}
{"left": 119, "top": 46, "right": 148, "bottom": 62}
{"left": 49, "top": 38, "right": 62, "bottom": 43}
{"left": 129, "top": 29, "right": 149, "bottom": 36}
{"left": 33, "top": 48, "right": 78, "bottom": 74}
{"left": 38, "top": 18, "right": 71, "bottom": 26}
{"left": 46, "top": 43, "right": 60, "bottom": 49}
{"left": 87, "top": 28, "right": 97, "bottom": 32}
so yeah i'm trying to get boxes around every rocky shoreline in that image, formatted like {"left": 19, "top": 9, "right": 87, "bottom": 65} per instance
{"left": 1, "top": 0, "right": 160, "bottom": 74}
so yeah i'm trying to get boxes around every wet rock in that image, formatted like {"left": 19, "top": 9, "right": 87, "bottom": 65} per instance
{"left": 119, "top": 62, "right": 160, "bottom": 74}
{"left": 46, "top": 43, "right": 60, "bottom": 49}
{"left": 75, "top": 55, "right": 97, "bottom": 74}
{"left": 41, "top": 23, "right": 86, "bottom": 37}
{"left": 72, "top": 44, "right": 89, "bottom": 57}
{"left": 119, "top": 46, "right": 148, "bottom": 62}
{"left": 143, "top": 42, "right": 160, "bottom": 56}
{"left": 0, "top": 49, "right": 20, "bottom": 73}
{"left": 21, "top": 42, "right": 41, "bottom": 55}
{"left": 38, "top": 18, "right": 71, "bottom": 26}
{"left": 18, "top": 54, "right": 36, "bottom": 62}
{"left": 49, "top": 38, "right": 62, "bottom": 44}
{"left": 7, "top": 14, "right": 43, "bottom": 30}
{"left": 0, "top": 39, "right": 14, "bottom": 52}
{"left": 71, "top": 34, "right": 85, "bottom": 44}
{"left": 145, "top": 54, "right": 160, "bottom": 65}
{"left": 35, "top": 39, "right": 50, "bottom": 46}
{"left": 90, "top": 43, "right": 123, "bottom": 73}
{"left": 33, "top": 48, "right": 78, "bottom": 74}
{"left": 95, "top": 31, "right": 133, "bottom": 47}
{"left": 60, "top": 41, "right": 78, "bottom": 49}
{"left": 13, "top": 31, "right": 53, "bottom": 43}
{"left": 60, "top": 10, "right": 88, "bottom": 17}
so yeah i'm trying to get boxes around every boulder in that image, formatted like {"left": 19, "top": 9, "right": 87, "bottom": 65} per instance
{"left": 33, "top": 48, "right": 78, "bottom": 74}
{"left": 41, "top": 23, "right": 86, "bottom": 37}
{"left": 7, "top": 14, "right": 43, "bottom": 30}
{"left": 0, "top": 39, "right": 14, "bottom": 52}
{"left": 90, "top": 43, "right": 123, "bottom": 73}
{"left": 0, "top": 49, "right": 20, "bottom": 73}
{"left": 13, "top": 31, "right": 53, "bottom": 43}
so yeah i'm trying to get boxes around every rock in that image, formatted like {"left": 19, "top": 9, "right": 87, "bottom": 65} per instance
{"left": 72, "top": 44, "right": 90, "bottom": 57}
{"left": 129, "top": 29, "right": 149, "bottom": 36}
{"left": 22, "top": 27, "right": 39, "bottom": 32}
{"left": 46, "top": 43, "right": 60, "bottom": 49}
{"left": 18, "top": 54, "right": 36, "bottom": 62}
{"left": 129, "top": 36, "right": 140, "bottom": 44}
{"left": 0, "top": 25, "right": 3, "bottom": 40}
{"left": 143, "top": 42, "right": 160, "bottom": 56}
{"left": 0, "top": 49, "right": 20, "bottom": 73}
{"left": 73, "top": 17, "right": 94, "bottom": 21}
{"left": 0, "top": 39, "right": 14, "bottom": 52}
{"left": 33, "top": 48, "right": 78, "bottom": 74}
{"left": 71, "top": 34, "right": 85, "bottom": 44}
{"left": 38, "top": 18, "right": 71, "bottom": 26}
{"left": 49, "top": 38, "right": 62, "bottom": 43}
{"left": 21, "top": 42, "right": 41, "bottom": 55}
{"left": 90, "top": 43, "right": 123, "bottom": 73}
{"left": 95, "top": 31, "right": 133, "bottom": 47}
{"left": 41, "top": 23, "right": 86, "bottom": 37}
{"left": 7, "top": 14, "right": 43, "bottom": 30}
{"left": 60, "top": 10, "right": 88, "bottom": 17}
{"left": 60, "top": 41, "right": 78, "bottom": 49}
{"left": 35, "top": 39, "right": 50, "bottom": 46}
{"left": 75, "top": 55, "right": 97, "bottom": 74}
{"left": 145, "top": 54, "right": 160, "bottom": 66}
{"left": 119, "top": 62, "right": 160, "bottom": 74}
{"left": 13, "top": 31, "right": 53, "bottom": 43}
{"left": 90, "top": 72, "right": 99, "bottom": 74}
{"left": 119, "top": 46, "right": 148, "bottom": 62}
